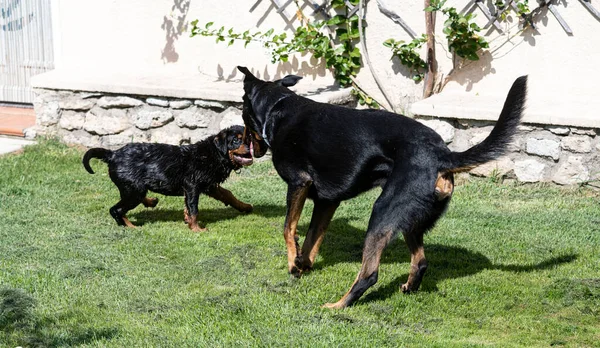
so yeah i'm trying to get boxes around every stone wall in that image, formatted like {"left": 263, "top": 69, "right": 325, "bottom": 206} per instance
{"left": 30, "top": 87, "right": 599, "bottom": 185}
{"left": 417, "top": 117, "right": 600, "bottom": 185}
{"left": 30, "top": 88, "right": 246, "bottom": 149}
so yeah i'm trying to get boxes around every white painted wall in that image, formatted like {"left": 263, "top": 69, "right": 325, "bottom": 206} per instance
{"left": 43, "top": 0, "right": 600, "bottom": 125}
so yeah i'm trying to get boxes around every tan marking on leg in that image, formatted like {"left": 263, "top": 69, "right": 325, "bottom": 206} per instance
{"left": 323, "top": 229, "right": 393, "bottom": 309}
{"left": 183, "top": 207, "right": 190, "bottom": 223}
{"left": 435, "top": 172, "right": 454, "bottom": 200}
{"left": 207, "top": 186, "right": 253, "bottom": 213}
{"left": 122, "top": 216, "right": 136, "bottom": 228}
{"left": 401, "top": 246, "right": 425, "bottom": 292}
{"left": 299, "top": 202, "right": 339, "bottom": 271}
{"left": 142, "top": 197, "right": 159, "bottom": 208}
{"left": 285, "top": 184, "right": 311, "bottom": 276}
{"left": 188, "top": 215, "right": 207, "bottom": 233}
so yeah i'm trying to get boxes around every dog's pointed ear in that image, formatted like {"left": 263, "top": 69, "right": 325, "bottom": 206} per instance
{"left": 276, "top": 75, "right": 302, "bottom": 87}
{"left": 237, "top": 66, "right": 257, "bottom": 82}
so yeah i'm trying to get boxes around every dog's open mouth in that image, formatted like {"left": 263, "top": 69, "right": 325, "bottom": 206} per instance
{"left": 231, "top": 141, "right": 254, "bottom": 167}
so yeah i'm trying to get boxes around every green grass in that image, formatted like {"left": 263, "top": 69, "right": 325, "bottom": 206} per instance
{"left": 0, "top": 139, "right": 599, "bottom": 347}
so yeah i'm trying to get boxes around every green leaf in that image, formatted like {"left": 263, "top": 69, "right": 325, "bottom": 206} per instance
{"left": 327, "top": 15, "right": 347, "bottom": 26}
{"left": 205, "top": 22, "right": 214, "bottom": 29}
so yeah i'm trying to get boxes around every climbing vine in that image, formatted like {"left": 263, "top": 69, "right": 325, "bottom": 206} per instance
{"left": 383, "top": 35, "right": 428, "bottom": 82}
{"left": 190, "top": 0, "right": 380, "bottom": 108}
{"left": 386, "top": 0, "right": 534, "bottom": 83}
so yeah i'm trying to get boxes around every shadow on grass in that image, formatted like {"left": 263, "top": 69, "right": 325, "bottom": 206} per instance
{"left": 131, "top": 203, "right": 577, "bottom": 307}
{"left": 130, "top": 203, "right": 286, "bottom": 226}
{"left": 0, "top": 288, "right": 118, "bottom": 347}
{"left": 303, "top": 218, "right": 578, "bottom": 305}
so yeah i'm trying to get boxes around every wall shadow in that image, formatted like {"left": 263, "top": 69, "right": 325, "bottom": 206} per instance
{"left": 445, "top": 50, "right": 496, "bottom": 92}
{"left": 161, "top": 0, "right": 191, "bottom": 63}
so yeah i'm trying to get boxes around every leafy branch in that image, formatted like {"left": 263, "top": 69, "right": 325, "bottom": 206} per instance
{"left": 383, "top": 35, "right": 428, "bottom": 82}
{"left": 427, "top": 0, "right": 489, "bottom": 61}
{"left": 190, "top": 0, "right": 380, "bottom": 108}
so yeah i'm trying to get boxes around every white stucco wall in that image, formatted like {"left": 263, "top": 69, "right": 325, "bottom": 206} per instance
{"left": 36, "top": 0, "right": 600, "bottom": 126}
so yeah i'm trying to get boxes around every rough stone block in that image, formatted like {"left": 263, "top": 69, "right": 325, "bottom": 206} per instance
{"left": 132, "top": 107, "right": 174, "bottom": 130}
{"left": 150, "top": 123, "right": 190, "bottom": 145}
{"left": 97, "top": 96, "right": 143, "bottom": 108}
{"left": 36, "top": 101, "right": 61, "bottom": 126}
{"left": 417, "top": 119, "right": 455, "bottom": 143}
{"left": 219, "top": 107, "right": 244, "bottom": 129}
{"left": 470, "top": 156, "right": 514, "bottom": 177}
{"left": 61, "top": 129, "right": 101, "bottom": 148}
{"left": 194, "top": 99, "right": 227, "bottom": 109}
{"left": 469, "top": 126, "right": 493, "bottom": 146}
{"left": 59, "top": 111, "right": 85, "bottom": 130}
{"left": 146, "top": 97, "right": 170, "bottom": 107}
{"left": 552, "top": 156, "right": 590, "bottom": 185}
{"left": 546, "top": 126, "right": 570, "bottom": 135}
{"left": 59, "top": 97, "right": 96, "bottom": 111}
{"left": 101, "top": 129, "right": 149, "bottom": 148}
{"left": 514, "top": 159, "right": 546, "bottom": 182}
{"left": 561, "top": 135, "right": 592, "bottom": 153}
{"left": 175, "top": 106, "right": 213, "bottom": 129}
{"left": 84, "top": 107, "right": 131, "bottom": 135}
{"left": 571, "top": 128, "right": 596, "bottom": 136}
{"left": 169, "top": 100, "right": 193, "bottom": 109}
{"left": 525, "top": 138, "right": 560, "bottom": 160}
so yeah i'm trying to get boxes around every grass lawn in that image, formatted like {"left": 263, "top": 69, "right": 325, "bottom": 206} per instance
{"left": 1, "top": 139, "right": 599, "bottom": 347}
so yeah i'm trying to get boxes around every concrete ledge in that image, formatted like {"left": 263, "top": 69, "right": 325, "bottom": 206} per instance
{"left": 30, "top": 69, "right": 353, "bottom": 105}
{"left": 411, "top": 92, "right": 600, "bottom": 129}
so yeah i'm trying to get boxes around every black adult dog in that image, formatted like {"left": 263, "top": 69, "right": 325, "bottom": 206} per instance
{"left": 82, "top": 125, "right": 254, "bottom": 232}
{"left": 237, "top": 66, "right": 527, "bottom": 309}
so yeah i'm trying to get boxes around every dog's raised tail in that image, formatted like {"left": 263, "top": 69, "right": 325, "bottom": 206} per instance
{"left": 82, "top": 148, "right": 112, "bottom": 174}
{"left": 442, "top": 76, "right": 527, "bottom": 173}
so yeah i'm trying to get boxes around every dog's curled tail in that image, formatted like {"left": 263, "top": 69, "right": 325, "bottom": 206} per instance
{"left": 442, "top": 76, "right": 527, "bottom": 173}
{"left": 82, "top": 148, "right": 112, "bottom": 174}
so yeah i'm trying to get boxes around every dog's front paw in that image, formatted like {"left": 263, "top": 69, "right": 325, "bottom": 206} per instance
{"left": 294, "top": 255, "right": 313, "bottom": 273}
{"left": 401, "top": 282, "right": 413, "bottom": 293}
{"left": 321, "top": 301, "right": 346, "bottom": 310}
{"left": 190, "top": 226, "right": 208, "bottom": 233}
{"left": 238, "top": 203, "right": 253, "bottom": 213}
{"left": 289, "top": 265, "right": 303, "bottom": 278}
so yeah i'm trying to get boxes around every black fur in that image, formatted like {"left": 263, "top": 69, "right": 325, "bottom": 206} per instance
{"left": 237, "top": 66, "right": 527, "bottom": 308}
{"left": 82, "top": 125, "right": 254, "bottom": 231}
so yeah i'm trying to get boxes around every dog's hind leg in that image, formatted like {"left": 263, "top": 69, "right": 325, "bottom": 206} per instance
{"left": 207, "top": 185, "right": 253, "bottom": 213}
{"left": 323, "top": 163, "right": 441, "bottom": 309}
{"left": 296, "top": 199, "right": 340, "bottom": 272}
{"left": 184, "top": 187, "right": 206, "bottom": 232}
{"left": 284, "top": 180, "right": 312, "bottom": 277}
{"left": 322, "top": 226, "right": 394, "bottom": 309}
{"left": 109, "top": 198, "right": 142, "bottom": 228}
{"left": 109, "top": 186, "right": 145, "bottom": 227}
{"left": 401, "top": 231, "right": 427, "bottom": 293}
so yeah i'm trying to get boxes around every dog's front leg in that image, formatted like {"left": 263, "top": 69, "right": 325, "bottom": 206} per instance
{"left": 297, "top": 199, "right": 340, "bottom": 272}
{"left": 184, "top": 186, "right": 206, "bottom": 232}
{"left": 207, "top": 185, "right": 253, "bottom": 213}
{"left": 284, "top": 181, "right": 312, "bottom": 277}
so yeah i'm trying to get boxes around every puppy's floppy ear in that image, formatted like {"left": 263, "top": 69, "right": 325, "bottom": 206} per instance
{"left": 276, "top": 75, "right": 302, "bottom": 87}
{"left": 237, "top": 66, "right": 257, "bottom": 81}
{"left": 213, "top": 133, "right": 228, "bottom": 155}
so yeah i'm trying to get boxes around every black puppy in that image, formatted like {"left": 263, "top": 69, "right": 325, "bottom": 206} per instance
{"left": 237, "top": 66, "right": 527, "bottom": 309}
{"left": 82, "top": 125, "right": 254, "bottom": 232}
